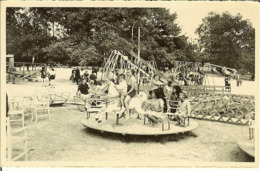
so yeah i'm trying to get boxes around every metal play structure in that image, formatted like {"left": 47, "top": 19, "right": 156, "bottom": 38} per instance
{"left": 101, "top": 50, "right": 162, "bottom": 85}
{"left": 187, "top": 92, "right": 255, "bottom": 125}
{"left": 101, "top": 50, "right": 237, "bottom": 88}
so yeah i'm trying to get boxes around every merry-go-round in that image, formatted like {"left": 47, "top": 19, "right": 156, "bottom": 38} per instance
{"left": 75, "top": 91, "right": 198, "bottom": 137}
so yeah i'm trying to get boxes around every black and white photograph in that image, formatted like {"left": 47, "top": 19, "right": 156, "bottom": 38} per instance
{"left": 1, "top": 0, "right": 259, "bottom": 168}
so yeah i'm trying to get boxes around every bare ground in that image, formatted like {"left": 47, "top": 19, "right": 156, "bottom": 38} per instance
{"left": 22, "top": 106, "right": 254, "bottom": 163}
{"left": 5, "top": 68, "right": 255, "bottom": 166}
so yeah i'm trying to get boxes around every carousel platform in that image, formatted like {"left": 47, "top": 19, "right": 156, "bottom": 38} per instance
{"left": 236, "top": 138, "right": 255, "bottom": 157}
{"left": 80, "top": 115, "right": 198, "bottom": 136}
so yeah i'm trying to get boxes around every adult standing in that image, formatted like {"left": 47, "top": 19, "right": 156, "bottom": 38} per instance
{"left": 92, "top": 66, "right": 99, "bottom": 76}
{"left": 89, "top": 71, "right": 97, "bottom": 85}
{"left": 82, "top": 70, "right": 89, "bottom": 82}
{"left": 236, "top": 72, "right": 240, "bottom": 87}
{"left": 121, "top": 69, "right": 137, "bottom": 119}
{"left": 75, "top": 67, "right": 81, "bottom": 85}
{"left": 70, "top": 68, "right": 76, "bottom": 82}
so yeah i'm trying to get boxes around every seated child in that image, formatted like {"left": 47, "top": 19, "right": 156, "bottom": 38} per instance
{"left": 96, "top": 78, "right": 120, "bottom": 123}
{"left": 175, "top": 92, "right": 190, "bottom": 127}
{"left": 88, "top": 79, "right": 96, "bottom": 94}
{"left": 142, "top": 89, "right": 164, "bottom": 126}
{"left": 107, "top": 79, "right": 119, "bottom": 99}
{"left": 95, "top": 81, "right": 106, "bottom": 95}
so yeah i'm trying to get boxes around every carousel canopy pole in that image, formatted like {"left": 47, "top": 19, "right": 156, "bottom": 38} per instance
{"left": 137, "top": 27, "right": 141, "bottom": 94}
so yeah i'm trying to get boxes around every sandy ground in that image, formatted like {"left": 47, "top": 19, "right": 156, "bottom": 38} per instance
{"left": 4, "top": 68, "right": 256, "bottom": 165}
{"left": 15, "top": 106, "right": 255, "bottom": 164}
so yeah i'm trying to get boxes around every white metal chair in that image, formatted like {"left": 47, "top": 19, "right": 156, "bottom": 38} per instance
{"left": 86, "top": 98, "right": 106, "bottom": 119}
{"left": 165, "top": 100, "right": 179, "bottom": 119}
{"left": 6, "top": 117, "right": 28, "bottom": 161}
{"left": 166, "top": 99, "right": 190, "bottom": 126}
{"left": 32, "top": 88, "right": 50, "bottom": 123}
{"left": 8, "top": 98, "right": 24, "bottom": 127}
{"left": 23, "top": 96, "right": 35, "bottom": 120}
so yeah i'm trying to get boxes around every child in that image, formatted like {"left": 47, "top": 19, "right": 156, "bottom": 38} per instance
{"left": 99, "top": 76, "right": 119, "bottom": 102}
{"left": 40, "top": 66, "right": 47, "bottom": 86}
{"left": 95, "top": 81, "right": 104, "bottom": 95}
{"left": 116, "top": 74, "right": 128, "bottom": 111}
{"left": 143, "top": 89, "right": 164, "bottom": 126}
{"left": 48, "top": 68, "right": 56, "bottom": 86}
{"left": 163, "top": 81, "right": 173, "bottom": 113}
{"left": 163, "top": 81, "right": 173, "bottom": 100}
{"left": 175, "top": 92, "right": 190, "bottom": 127}
{"left": 122, "top": 69, "right": 137, "bottom": 119}
{"left": 225, "top": 76, "right": 231, "bottom": 89}
{"left": 96, "top": 78, "right": 120, "bottom": 123}
{"left": 88, "top": 79, "right": 96, "bottom": 95}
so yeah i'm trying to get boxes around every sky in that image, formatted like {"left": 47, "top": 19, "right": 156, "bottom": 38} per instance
{"left": 166, "top": 2, "right": 259, "bottom": 41}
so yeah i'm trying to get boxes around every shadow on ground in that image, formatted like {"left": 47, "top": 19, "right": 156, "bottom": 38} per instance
{"left": 84, "top": 127, "right": 198, "bottom": 143}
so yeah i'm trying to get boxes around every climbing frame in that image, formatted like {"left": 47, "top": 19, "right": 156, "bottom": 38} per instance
{"left": 102, "top": 50, "right": 160, "bottom": 83}
{"left": 187, "top": 92, "right": 255, "bottom": 125}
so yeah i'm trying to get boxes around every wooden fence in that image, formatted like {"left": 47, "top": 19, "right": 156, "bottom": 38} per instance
{"left": 6, "top": 62, "right": 46, "bottom": 83}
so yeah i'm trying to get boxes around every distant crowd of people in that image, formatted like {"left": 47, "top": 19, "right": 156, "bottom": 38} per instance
{"left": 70, "top": 67, "right": 99, "bottom": 85}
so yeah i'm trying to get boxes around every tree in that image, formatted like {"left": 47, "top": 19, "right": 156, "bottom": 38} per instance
{"left": 7, "top": 8, "right": 196, "bottom": 67}
{"left": 6, "top": 8, "right": 52, "bottom": 62}
{"left": 196, "top": 12, "right": 255, "bottom": 73}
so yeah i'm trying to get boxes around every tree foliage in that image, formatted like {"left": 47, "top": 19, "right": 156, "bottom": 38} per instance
{"left": 6, "top": 8, "right": 52, "bottom": 62}
{"left": 6, "top": 7, "right": 199, "bottom": 67}
{"left": 196, "top": 12, "right": 255, "bottom": 73}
